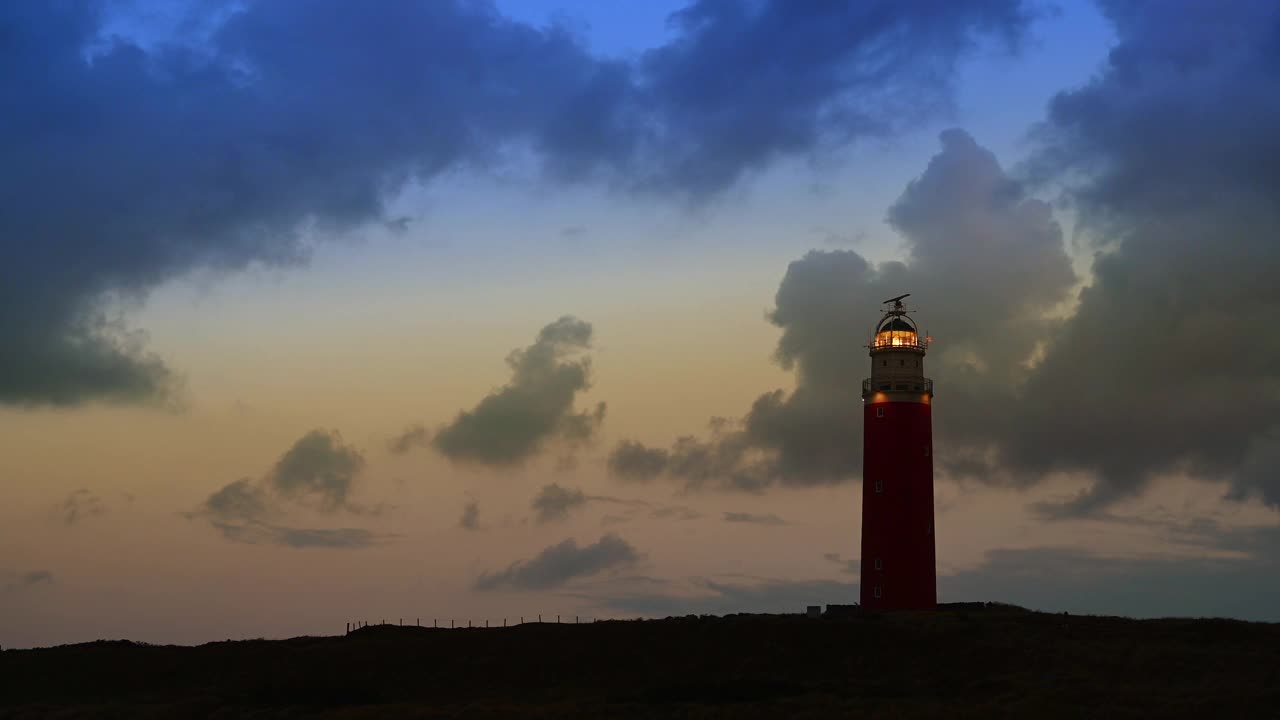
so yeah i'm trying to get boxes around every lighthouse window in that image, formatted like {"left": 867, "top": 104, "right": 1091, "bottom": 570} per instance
{"left": 875, "top": 407, "right": 884, "bottom": 418}
{"left": 874, "top": 586, "right": 882, "bottom": 599}
{"left": 874, "top": 558, "right": 882, "bottom": 570}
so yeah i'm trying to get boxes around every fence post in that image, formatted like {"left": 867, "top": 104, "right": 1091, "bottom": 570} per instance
{"left": 416, "top": 618, "right": 420, "bottom": 627}
{"left": 451, "top": 619, "right": 455, "bottom": 629}
{"left": 485, "top": 620, "right": 489, "bottom": 628}
{"left": 557, "top": 615, "right": 560, "bottom": 624}
{"left": 434, "top": 619, "right": 437, "bottom": 628}
{"left": 538, "top": 614, "right": 542, "bottom": 623}
{"left": 468, "top": 620, "right": 472, "bottom": 628}
{"left": 503, "top": 618, "right": 507, "bottom": 627}
{"left": 575, "top": 616, "right": 578, "bottom": 624}
{"left": 399, "top": 618, "right": 402, "bottom": 626}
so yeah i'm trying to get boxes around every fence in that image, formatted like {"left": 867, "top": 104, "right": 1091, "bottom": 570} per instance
{"left": 344, "top": 615, "right": 604, "bottom": 634}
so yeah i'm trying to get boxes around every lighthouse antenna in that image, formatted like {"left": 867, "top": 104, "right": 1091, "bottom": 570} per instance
{"left": 882, "top": 293, "right": 910, "bottom": 313}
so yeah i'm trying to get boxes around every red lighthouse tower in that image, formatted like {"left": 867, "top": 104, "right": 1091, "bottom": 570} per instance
{"left": 860, "top": 294, "right": 935, "bottom": 610}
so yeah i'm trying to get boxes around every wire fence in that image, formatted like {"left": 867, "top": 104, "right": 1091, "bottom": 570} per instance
{"left": 344, "top": 615, "right": 607, "bottom": 634}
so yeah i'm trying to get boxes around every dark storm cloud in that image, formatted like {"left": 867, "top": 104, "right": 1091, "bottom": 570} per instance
{"left": 611, "top": 129, "right": 1075, "bottom": 489}
{"left": 1, "top": 0, "right": 1030, "bottom": 406}
{"left": 532, "top": 483, "right": 588, "bottom": 524}
{"left": 191, "top": 429, "right": 385, "bottom": 548}
{"left": 1003, "top": 0, "right": 1280, "bottom": 514}
{"left": 723, "top": 512, "right": 786, "bottom": 525}
{"left": 460, "top": 499, "right": 480, "bottom": 530}
{"left": 626, "top": 0, "right": 1031, "bottom": 195}
{"left": 434, "top": 317, "right": 605, "bottom": 466}
{"left": 387, "top": 425, "right": 430, "bottom": 455}
{"left": 474, "top": 533, "right": 640, "bottom": 591}
{"left": 59, "top": 489, "right": 108, "bottom": 525}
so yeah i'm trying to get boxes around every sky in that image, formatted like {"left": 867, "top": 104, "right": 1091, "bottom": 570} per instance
{"left": 3, "top": 0, "right": 1280, "bottom": 648}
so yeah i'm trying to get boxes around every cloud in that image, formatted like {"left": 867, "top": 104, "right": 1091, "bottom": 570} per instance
{"left": 1000, "top": 0, "right": 1280, "bottom": 513}
{"left": 202, "top": 478, "right": 272, "bottom": 524}
{"left": 191, "top": 429, "right": 385, "bottom": 548}
{"left": 266, "top": 429, "right": 365, "bottom": 511}
{"left": 601, "top": 576, "right": 854, "bottom": 617}
{"left": 22, "top": 570, "right": 54, "bottom": 586}
{"left": 723, "top": 512, "right": 786, "bottom": 526}
{"left": 460, "top": 499, "right": 480, "bottom": 530}
{"left": 600, "top": 498, "right": 704, "bottom": 525}
{"left": 532, "top": 483, "right": 588, "bottom": 524}
{"left": 210, "top": 522, "right": 381, "bottom": 549}
{"left": 433, "top": 317, "right": 605, "bottom": 466}
{"left": 387, "top": 425, "right": 430, "bottom": 455}
{"left": 526, "top": 484, "right": 702, "bottom": 525}
{"left": 823, "top": 552, "right": 860, "bottom": 576}
{"left": 0, "top": 1, "right": 1029, "bottom": 406}
{"left": 2, "top": 570, "right": 55, "bottom": 592}
{"left": 613, "top": 1, "right": 1280, "bottom": 515}
{"left": 629, "top": 0, "right": 1032, "bottom": 195}
{"left": 598, "top": 525, "right": 1280, "bottom": 620}
{"left": 607, "top": 440, "right": 671, "bottom": 482}
{"left": 939, "top": 541, "right": 1280, "bottom": 622}
{"left": 474, "top": 533, "right": 640, "bottom": 591}
{"left": 59, "top": 489, "right": 108, "bottom": 525}
{"left": 611, "top": 129, "right": 1075, "bottom": 490}
{"left": 646, "top": 504, "right": 703, "bottom": 522}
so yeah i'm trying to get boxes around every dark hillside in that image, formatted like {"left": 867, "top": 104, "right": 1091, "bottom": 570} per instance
{"left": 2, "top": 604, "right": 1278, "bottom": 718}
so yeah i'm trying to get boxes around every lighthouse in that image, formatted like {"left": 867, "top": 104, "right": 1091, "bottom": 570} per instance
{"left": 860, "top": 294, "right": 936, "bottom": 610}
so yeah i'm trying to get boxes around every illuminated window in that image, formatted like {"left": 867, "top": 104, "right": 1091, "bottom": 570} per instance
{"left": 875, "top": 407, "right": 884, "bottom": 418}
{"left": 874, "top": 558, "right": 882, "bottom": 570}
{"left": 874, "top": 586, "right": 882, "bottom": 599}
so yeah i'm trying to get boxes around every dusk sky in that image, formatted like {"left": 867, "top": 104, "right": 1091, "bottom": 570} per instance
{"left": 4, "top": 0, "right": 1280, "bottom": 649}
